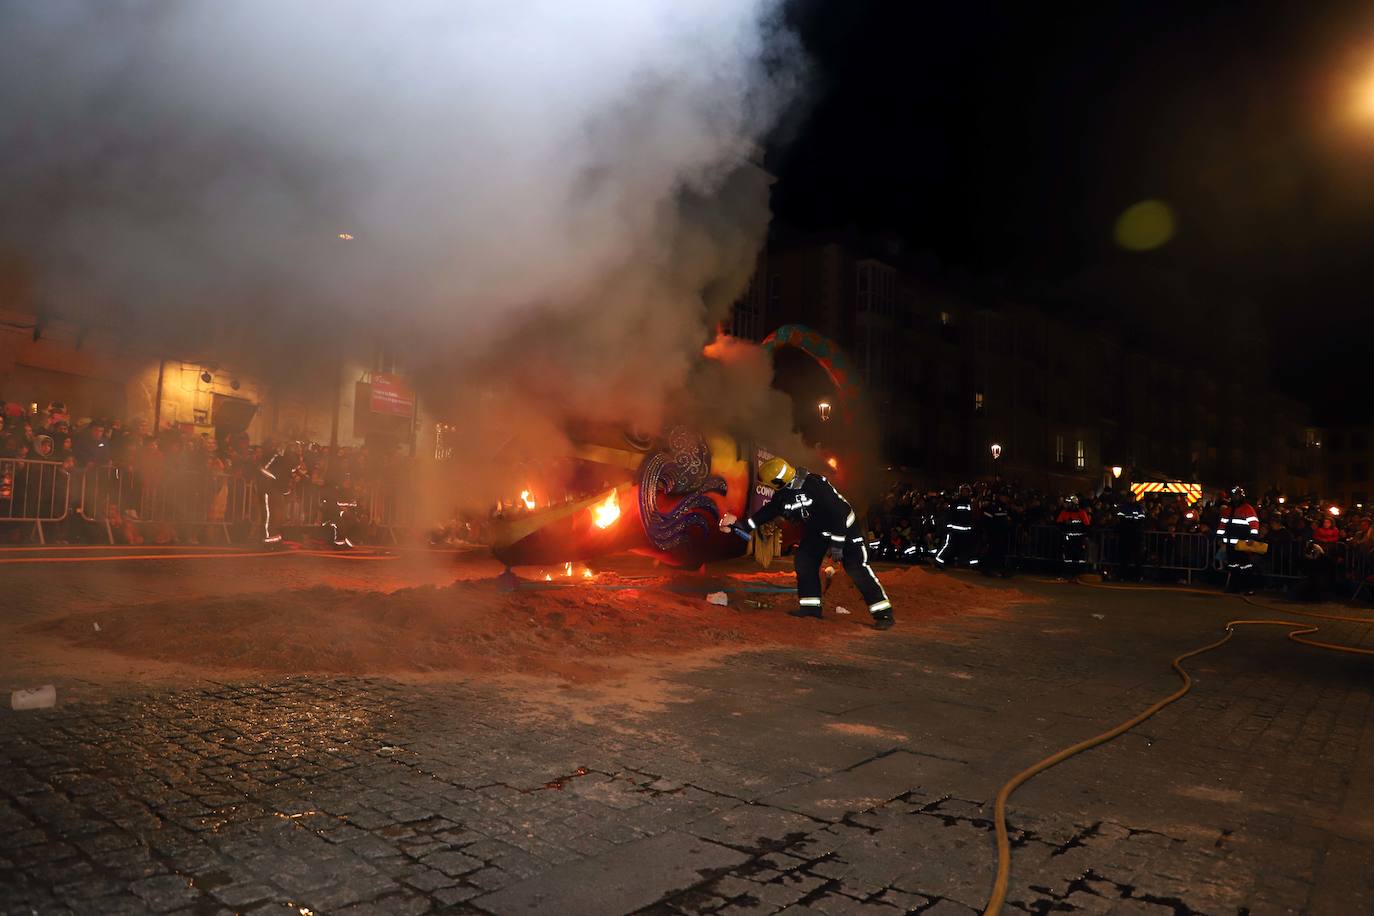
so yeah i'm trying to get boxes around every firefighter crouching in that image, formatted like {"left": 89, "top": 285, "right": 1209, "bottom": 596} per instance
{"left": 720, "top": 457, "right": 895, "bottom": 630}
{"left": 1055, "top": 495, "right": 1091, "bottom": 575}
{"left": 321, "top": 493, "right": 358, "bottom": 549}
{"left": 1219, "top": 485, "right": 1261, "bottom": 594}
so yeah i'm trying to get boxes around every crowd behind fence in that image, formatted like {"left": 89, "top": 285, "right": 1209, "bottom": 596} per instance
{"left": 865, "top": 481, "right": 1374, "bottom": 601}
{"left": 1, "top": 457, "right": 415, "bottom": 546}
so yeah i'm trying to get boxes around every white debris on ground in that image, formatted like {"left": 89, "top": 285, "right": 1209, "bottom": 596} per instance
{"left": 12, "top": 685, "right": 57, "bottom": 710}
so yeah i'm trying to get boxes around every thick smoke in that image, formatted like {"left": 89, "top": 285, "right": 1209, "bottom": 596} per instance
{"left": 0, "top": 1, "right": 806, "bottom": 506}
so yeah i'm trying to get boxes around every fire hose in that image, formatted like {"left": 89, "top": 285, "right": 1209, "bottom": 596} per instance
{"left": 982, "top": 579, "right": 1374, "bottom": 915}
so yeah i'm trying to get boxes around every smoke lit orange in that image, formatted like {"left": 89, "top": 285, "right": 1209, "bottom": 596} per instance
{"left": 591, "top": 489, "right": 621, "bottom": 529}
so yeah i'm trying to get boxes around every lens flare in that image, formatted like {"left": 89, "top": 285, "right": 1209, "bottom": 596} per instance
{"left": 1114, "top": 199, "right": 1175, "bottom": 252}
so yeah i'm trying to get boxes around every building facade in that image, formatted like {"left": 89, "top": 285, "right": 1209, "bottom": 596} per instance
{"left": 734, "top": 231, "right": 1316, "bottom": 497}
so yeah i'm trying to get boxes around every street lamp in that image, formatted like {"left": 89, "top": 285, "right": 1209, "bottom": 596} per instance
{"left": 1110, "top": 465, "right": 1123, "bottom": 479}
{"left": 989, "top": 443, "right": 1002, "bottom": 460}
{"left": 817, "top": 400, "right": 832, "bottom": 422}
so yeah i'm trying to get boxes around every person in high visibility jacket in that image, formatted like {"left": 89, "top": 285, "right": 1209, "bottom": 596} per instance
{"left": 1055, "top": 494, "right": 1091, "bottom": 573}
{"left": 935, "top": 484, "right": 977, "bottom": 568}
{"left": 1218, "top": 485, "right": 1260, "bottom": 593}
{"left": 720, "top": 457, "right": 894, "bottom": 630}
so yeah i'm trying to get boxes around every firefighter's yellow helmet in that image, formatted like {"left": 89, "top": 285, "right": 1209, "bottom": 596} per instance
{"left": 757, "top": 457, "right": 796, "bottom": 488}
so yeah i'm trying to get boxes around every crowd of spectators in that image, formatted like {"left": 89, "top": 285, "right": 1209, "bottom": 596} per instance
{"left": 865, "top": 478, "right": 1374, "bottom": 599}
{"left": 1, "top": 398, "right": 411, "bottom": 544}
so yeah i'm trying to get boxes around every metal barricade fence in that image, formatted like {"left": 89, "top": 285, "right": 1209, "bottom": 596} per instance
{"left": 276, "top": 478, "right": 419, "bottom": 543}
{"left": 1, "top": 459, "right": 424, "bottom": 545}
{"left": 132, "top": 470, "right": 259, "bottom": 542}
{"left": 1010, "top": 524, "right": 1213, "bottom": 581}
{"left": 1260, "top": 540, "right": 1305, "bottom": 583}
{"left": 0, "top": 458, "right": 74, "bottom": 543}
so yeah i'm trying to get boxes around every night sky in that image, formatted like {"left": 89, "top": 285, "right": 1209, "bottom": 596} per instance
{"left": 771, "top": 0, "right": 1374, "bottom": 421}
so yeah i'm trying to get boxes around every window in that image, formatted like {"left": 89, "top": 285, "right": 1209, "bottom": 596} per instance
{"left": 974, "top": 389, "right": 985, "bottom": 413}
{"left": 1054, "top": 435, "right": 1065, "bottom": 465}
{"left": 855, "top": 262, "right": 896, "bottom": 316}
{"left": 939, "top": 310, "right": 953, "bottom": 326}
{"left": 1075, "top": 439, "right": 1085, "bottom": 469}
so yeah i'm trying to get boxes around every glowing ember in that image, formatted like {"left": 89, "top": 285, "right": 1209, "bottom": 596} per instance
{"left": 520, "top": 489, "right": 537, "bottom": 510}
{"left": 592, "top": 489, "right": 621, "bottom": 529}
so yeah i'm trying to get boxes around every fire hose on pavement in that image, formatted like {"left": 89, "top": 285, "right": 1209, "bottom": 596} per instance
{"left": 982, "top": 578, "right": 1374, "bottom": 915}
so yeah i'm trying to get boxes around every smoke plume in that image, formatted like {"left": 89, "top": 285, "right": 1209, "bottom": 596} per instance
{"left": 0, "top": 1, "right": 807, "bottom": 506}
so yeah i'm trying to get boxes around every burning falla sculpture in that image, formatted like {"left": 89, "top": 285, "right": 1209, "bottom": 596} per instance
{"left": 489, "top": 425, "right": 767, "bottom": 568}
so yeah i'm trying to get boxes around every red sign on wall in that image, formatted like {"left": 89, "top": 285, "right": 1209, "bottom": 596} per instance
{"left": 369, "top": 374, "right": 415, "bottom": 417}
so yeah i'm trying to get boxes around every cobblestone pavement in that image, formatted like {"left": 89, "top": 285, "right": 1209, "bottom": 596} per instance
{"left": 2, "top": 554, "right": 1374, "bottom": 915}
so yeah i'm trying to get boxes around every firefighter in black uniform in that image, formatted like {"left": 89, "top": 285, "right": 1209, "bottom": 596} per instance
{"left": 258, "top": 441, "right": 294, "bottom": 546}
{"left": 936, "top": 484, "right": 977, "bottom": 568}
{"left": 321, "top": 493, "right": 358, "bottom": 549}
{"left": 1113, "top": 491, "right": 1146, "bottom": 581}
{"left": 720, "top": 457, "right": 894, "bottom": 629}
{"left": 981, "top": 490, "right": 1013, "bottom": 576}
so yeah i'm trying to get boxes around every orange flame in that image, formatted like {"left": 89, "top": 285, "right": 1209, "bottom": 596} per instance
{"left": 564, "top": 561, "right": 573, "bottom": 577}
{"left": 543, "top": 572, "right": 552, "bottom": 582}
{"left": 826, "top": 456, "right": 838, "bottom": 470}
{"left": 583, "top": 568, "right": 594, "bottom": 579}
{"left": 592, "top": 489, "right": 621, "bottom": 529}
{"left": 520, "top": 489, "right": 537, "bottom": 510}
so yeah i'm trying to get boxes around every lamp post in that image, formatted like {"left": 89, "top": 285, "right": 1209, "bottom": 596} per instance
{"left": 817, "top": 400, "right": 832, "bottom": 422}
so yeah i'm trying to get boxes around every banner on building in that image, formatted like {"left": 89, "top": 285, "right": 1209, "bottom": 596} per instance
{"left": 368, "top": 374, "right": 415, "bottom": 417}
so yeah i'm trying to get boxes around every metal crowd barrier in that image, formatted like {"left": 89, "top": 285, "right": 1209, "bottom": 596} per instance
{"left": 0, "top": 458, "right": 74, "bottom": 543}
{"left": 1, "top": 459, "right": 420, "bottom": 546}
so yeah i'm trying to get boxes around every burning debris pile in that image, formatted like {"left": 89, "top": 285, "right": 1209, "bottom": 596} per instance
{"left": 35, "top": 568, "right": 1033, "bottom": 683}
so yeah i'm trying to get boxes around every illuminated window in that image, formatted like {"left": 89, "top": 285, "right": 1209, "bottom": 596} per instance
{"left": 1075, "top": 439, "right": 1085, "bottom": 469}
{"left": 1054, "top": 435, "right": 1065, "bottom": 464}
{"left": 939, "top": 310, "right": 953, "bottom": 326}
{"left": 974, "top": 389, "right": 984, "bottom": 413}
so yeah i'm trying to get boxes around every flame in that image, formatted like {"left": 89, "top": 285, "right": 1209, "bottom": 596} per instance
{"left": 583, "top": 568, "right": 594, "bottom": 579}
{"left": 564, "top": 561, "right": 573, "bottom": 577}
{"left": 592, "top": 489, "right": 621, "bottom": 529}
{"left": 826, "top": 456, "right": 838, "bottom": 470}
{"left": 520, "top": 489, "right": 537, "bottom": 510}
{"left": 543, "top": 572, "right": 552, "bottom": 582}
